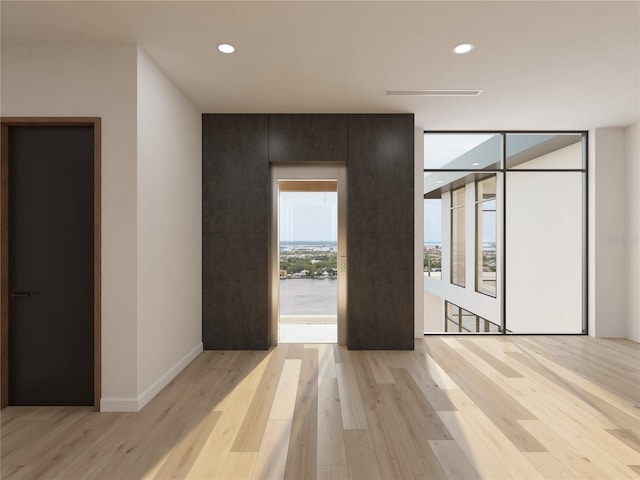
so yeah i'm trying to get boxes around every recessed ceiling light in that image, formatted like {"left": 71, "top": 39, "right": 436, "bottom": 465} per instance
{"left": 472, "top": 163, "right": 480, "bottom": 166}
{"left": 218, "top": 43, "right": 235, "bottom": 54}
{"left": 436, "top": 181, "right": 443, "bottom": 184}
{"left": 453, "top": 43, "right": 475, "bottom": 55}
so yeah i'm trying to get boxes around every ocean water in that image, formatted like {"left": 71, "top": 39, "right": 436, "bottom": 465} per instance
{"left": 279, "top": 278, "right": 337, "bottom": 315}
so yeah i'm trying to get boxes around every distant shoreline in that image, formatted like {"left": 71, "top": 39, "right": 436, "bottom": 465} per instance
{"left": 281, "top": 241, "right": 337, "bottom": 246}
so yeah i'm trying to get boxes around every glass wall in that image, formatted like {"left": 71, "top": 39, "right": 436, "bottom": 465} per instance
{"left": 424, "top": 131, "right": 586, "bottom": 334}
{"left": 423, "top": 133, "right": 503, "bottom": 333}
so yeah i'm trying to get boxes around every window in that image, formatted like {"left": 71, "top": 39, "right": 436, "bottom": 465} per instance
{"left": 450, "top": 187, "right": 465, "bottom": 287}
{"left": 476, "top": 176, "right": 497, "bottom": 296}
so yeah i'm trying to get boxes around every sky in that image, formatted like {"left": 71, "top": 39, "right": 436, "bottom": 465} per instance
{"left": 279, "top": 192, "right": 337, "bottom": 242}
{"left": 424, "top": 199, "right": 442, "bottom": 243}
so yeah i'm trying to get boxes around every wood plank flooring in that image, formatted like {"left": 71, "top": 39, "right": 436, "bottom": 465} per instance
{"left": 1, "top": 336, "right": 639, "bottom": 479}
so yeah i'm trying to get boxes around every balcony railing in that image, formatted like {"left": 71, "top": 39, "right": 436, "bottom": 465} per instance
{"left": 444, "top": 301, "right": 506, "bottom": 333}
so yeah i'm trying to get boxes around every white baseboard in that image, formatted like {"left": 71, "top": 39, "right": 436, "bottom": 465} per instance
{"left": 100, "top": 342, "right": 203, "bottom": 412}
{"left": 136, "top": 342, "right": 203, "bottom": 411}
{"left": 100, "top": 397, "right": 140, "bottom": 412}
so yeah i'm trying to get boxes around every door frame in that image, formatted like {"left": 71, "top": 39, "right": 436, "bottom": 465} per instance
{"left": 270, "top": 165, "right": 347, "bottom": 345}
{"left": 1, "top": 117, "right": 101, "bottom": 411}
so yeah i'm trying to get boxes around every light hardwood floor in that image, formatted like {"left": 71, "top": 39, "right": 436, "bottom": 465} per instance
{"left": 2, "top": 336, "right": 639, "bottom": 479}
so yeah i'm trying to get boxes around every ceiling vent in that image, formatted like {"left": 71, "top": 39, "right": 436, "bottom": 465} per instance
{"left": 384, "top": 89, "right": 483, "bottom": 97}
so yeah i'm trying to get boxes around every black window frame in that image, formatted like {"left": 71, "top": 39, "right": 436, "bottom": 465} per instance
{"left": 423, "top": 130, "right": 588, "bottom": 335}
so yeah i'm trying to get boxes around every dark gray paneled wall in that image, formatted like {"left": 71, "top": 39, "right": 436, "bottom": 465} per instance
{"left": 268, "top": 114, "right": 348, "bottom": 163}
{"left": 202, "top": 113, "right": 414, "bottom": 350}
{"left": 202, "top": 115, "right": 269, "bottom": 349}
{"left": 347, "top": 114, "right": 415, "bottom": 349}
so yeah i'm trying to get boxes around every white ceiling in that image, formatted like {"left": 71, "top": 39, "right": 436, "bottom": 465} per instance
{"left": 2, "top": 1, "right": 639, "bottom": 130}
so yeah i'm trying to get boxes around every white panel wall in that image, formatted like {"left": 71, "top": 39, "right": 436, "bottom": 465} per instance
{"left": 136, "top": 49, "right": 202, "bottom": 407}
{"left": 506, "top": 172, "right": 583, "bottom": 333}
{"left": 625, "top": 123, "right": 640, "bottom": 342}
{"left": 589, "top": 128, "right": 627, "bottom": 338}
{"left": 1, "top": 44, "right": 140, "bottom": 406}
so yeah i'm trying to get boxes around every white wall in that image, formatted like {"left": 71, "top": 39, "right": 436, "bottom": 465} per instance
{"left": 589, "top": 128, "right": 627, "bottom": 338}
{"left": 625, "top": 122, "right": 640, "bottom": 342}
{"left": 423, "top": 291, "right": 442, "bottom": 332}
{"left": 136, "top": 49, "right": 202, "bottom": 407}
{"left": 1, "top": 44, "right": 140, "bottom": 405}
{"left": 2, "top": 44, "right": 203, "bottom": 411}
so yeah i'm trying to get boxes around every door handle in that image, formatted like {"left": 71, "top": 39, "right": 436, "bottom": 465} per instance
{"left": 9, "top": 292, "right": 34, "bottom": 298}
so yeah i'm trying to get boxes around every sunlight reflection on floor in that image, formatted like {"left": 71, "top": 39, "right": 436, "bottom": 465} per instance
{"left": 278, "top": 323, "right": 337, "bottom": 343}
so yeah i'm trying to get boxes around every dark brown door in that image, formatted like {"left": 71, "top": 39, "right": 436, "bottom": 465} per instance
{"left": 8, "top": 125, "right": 94, "bottom": 405}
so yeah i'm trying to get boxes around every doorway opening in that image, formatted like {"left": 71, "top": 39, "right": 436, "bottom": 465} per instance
{"left": 270, "top": 166, "right": 347, "bottom": 345}
{"left": 279, "top": 183, "right": 337, "bottom": 343}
